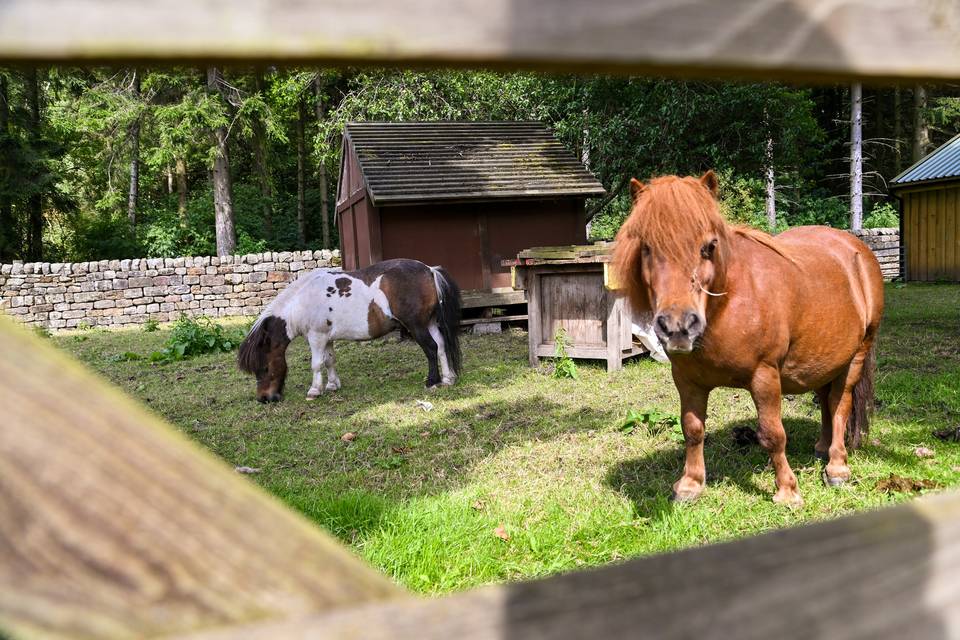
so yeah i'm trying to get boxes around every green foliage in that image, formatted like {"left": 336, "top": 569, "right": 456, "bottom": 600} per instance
{"left": 142, "top": 317, "right": 160, "bottom": 333}
{"left": 864, "top": 202, "right": 899, "bottom": 229}
{"left": 148, "top": 313, "right": 242, "bottom": 363}
{"left": 551, "top": 328, "right": 578, "bottom": 380}
{"left": 32, "top": 324, "right": 52, "bottom": 339}
{"left": 108, "top": 351, "right": 142, "bottom": 362}
{"left": 620, "top": 408, "right": 682, "bottom": 441}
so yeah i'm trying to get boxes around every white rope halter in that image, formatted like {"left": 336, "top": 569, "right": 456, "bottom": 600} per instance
{"left": 692, "top": 269, "right": 727, "bottom": 297}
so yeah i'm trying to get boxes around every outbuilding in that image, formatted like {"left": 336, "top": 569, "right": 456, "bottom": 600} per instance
{"left": 335, "top": 121, "right": 605, "bottom": 307}
{"left": 891, "top": 134, "right": 960, "bottom": 282}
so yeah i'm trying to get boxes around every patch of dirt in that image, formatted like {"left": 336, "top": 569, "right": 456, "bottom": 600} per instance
{"left": 875, "top": 474, "right": 940, "bottom": 493}
{"left": 933, "top": 426, "right": 960, "bottom": 442}
{"left": 732, "top": 425, "right": 759, "bottom": 448}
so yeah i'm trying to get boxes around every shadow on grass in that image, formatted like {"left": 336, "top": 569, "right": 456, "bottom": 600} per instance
{"left": 606, "top": 416, "right": 827, "bottom": 522}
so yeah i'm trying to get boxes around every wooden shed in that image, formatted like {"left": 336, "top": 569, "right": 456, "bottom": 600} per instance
{"left": 891, "top": 134, "right": 960, "bottom": 282}
{"left": 336, "top": 122, "right": 605, "bottom": 306}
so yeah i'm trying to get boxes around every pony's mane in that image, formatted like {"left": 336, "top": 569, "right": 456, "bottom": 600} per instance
{"left": 617, "top": 175, "right": 727, "bottom": 268}
{"left": 613, "top": 174, "right": 796, "bottom": 311}
{"left": 732, "top": 226, "right": 798, "bottom": 264}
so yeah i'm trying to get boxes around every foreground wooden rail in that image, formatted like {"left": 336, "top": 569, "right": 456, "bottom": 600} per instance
{"left": 0, "top": 318, "right": 400, "bottom": 639}
{"left": 0, "top": 0, "right": 959, "bottom": 82}
{"left": 2, "top": 315, "right": 960, "bottom": 639}
{"left": 3, "top": 2, "right": 960, "bottom": 636}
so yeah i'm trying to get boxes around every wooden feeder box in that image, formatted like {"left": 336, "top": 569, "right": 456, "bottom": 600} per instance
{"left": 505, "top": 243, "right": 645, "bottom": 372}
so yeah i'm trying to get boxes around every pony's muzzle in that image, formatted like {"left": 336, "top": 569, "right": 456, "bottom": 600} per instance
{"left": 258, "top": 392, "right": 283, "bottom": 403}
{"left": 654, "top": 310, "right": 704, "bottom": 354}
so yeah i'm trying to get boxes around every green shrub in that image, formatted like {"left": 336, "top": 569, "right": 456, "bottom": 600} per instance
{"left": 149, "top": 314, "right": 243, "bottom": 362}
{"left": 864, "top": 201, "right": 899, "bottom": 229}
{"left": 143, "top": 318, "right": 160, "bottom": 333}
{"left": 551, "top": 328, "right": 578, "bottom": 380}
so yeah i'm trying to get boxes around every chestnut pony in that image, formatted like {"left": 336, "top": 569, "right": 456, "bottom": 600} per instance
{"left": 614, "top": 171, "right": 883, "bottom": 506}
{"left": 238, "top": 258, "right": 462, "bottom": 403}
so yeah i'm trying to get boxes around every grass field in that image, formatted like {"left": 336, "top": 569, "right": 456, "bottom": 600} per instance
{"left": 54, "top": 283, "right": 960, "bottom": 594}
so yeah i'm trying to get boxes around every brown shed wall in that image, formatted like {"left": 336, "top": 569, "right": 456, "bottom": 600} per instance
{"left": 899, "top": 183, "right": 960, "bottom": 282}
{"left": 378, "top": 199, "right": 586, "bottom": 291}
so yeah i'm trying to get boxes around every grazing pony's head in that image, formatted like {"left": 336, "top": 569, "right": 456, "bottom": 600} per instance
{"left": 238, "top": 315, "right": 291, "bottom": 402}
{"left": 613, "top": 171, "right": 729, "bottom": 355}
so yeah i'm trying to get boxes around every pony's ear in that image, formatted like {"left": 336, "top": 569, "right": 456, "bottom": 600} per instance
{"left": 629, "top": 178, "right": 645, "bottom": 203}
{"left": 699, "top": 170, "right": 719, "bottom": 197}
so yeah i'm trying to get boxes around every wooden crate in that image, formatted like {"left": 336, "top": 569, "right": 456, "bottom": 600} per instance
{"left": 507, "top": 244, "right": 643, "bottom": 372}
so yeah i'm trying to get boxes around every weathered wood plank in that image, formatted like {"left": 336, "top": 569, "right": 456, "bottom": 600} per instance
{"left": 460, "top": 289, "right": 526, "bottom": 309}
{"left": 460, "top": 314, "right": 527, "bottom": 326}
{"left": 177, "top": 490, "right": 960, "bottom": 640}
{"left": 0, "top": 0, "right": 958, "bottom": 82}
{"left": 0, "top": 318, "right": 402, "bottom": 640}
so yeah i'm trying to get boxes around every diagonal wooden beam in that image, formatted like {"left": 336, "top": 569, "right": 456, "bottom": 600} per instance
{"left": 0, "top": 0, "right": 959, "bottom": 82}
{"left": 177, "top": 490, "right": 960, "bottom": 640}
{"left": 0, "top": 317, "right": 402, "bottom": 640}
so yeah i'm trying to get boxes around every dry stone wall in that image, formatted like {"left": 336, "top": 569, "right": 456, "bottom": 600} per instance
{"left": 851, "top": 228, "right": 900, "bottom": 281}
{"left": 0, "top": 250, "right": 340, "bottom": 330}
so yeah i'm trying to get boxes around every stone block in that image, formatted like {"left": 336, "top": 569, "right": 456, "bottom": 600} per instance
{"left": 267, "top": 271, "right": 292, "bottom": 283}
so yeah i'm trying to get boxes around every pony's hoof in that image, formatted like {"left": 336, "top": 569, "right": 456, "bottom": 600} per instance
{"left": 671, "top": 477, "right": 705, "bottom": 502}
{"left": 823, "top": 463, "right": 851, "bottom": 488}
{"left": 306, "top": 388, "right": 322, "bottom": 401}
{"left": 439, "top": 377, "right": 456, "bottom": 387}
{"left": 325, "top": 382, "right": 341, "bottom": 392}
{"left": 772, "top": 489, "right": 804, "bottom": 508}
{"left": 822, "top": 470, "right": 850, "bottom": 487}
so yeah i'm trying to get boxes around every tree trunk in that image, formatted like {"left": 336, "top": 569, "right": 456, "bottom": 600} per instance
{"left": 0, "top": 72, "right": 13, "bottom": 262}
{"left": 894, "top": 87, "right": 902, "bottom": 175}
{"left": 26, "top": 68, "right": 43, "bottom": 261}
{"left": 913, "top": 84, "right": 930, "bottom": 163}
{"left": 166, "top": 165, "right": 173, "bottom": 194}
{"left": 207, "top": 67, "right": 236, "bottom": 257}
{"left": 765, "top": 136, "right": 776, "bottom": 232}
{"left": 175, "top": 157, "right": 188, "bottom": 226}
{"left": 850, "top": 83, "right": 863, "bottom": 232}
{"left": 252, "top": 71, "right": 274, "bottom": 240}
{"left": 314, "top": 77, "right": 331, "bottom": 249}
{"left": 127, "top": 69, "right": 141, "bottom": 233}
{"left": 296, "top": 97, "right": 307, "bottom": 246}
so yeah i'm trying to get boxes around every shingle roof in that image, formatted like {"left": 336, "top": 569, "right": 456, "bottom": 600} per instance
{"left": 344, "top": 121, "right": 606, "bottom": 206}
{"left": 892, "top": 133, "right": 960, "bottom": 188}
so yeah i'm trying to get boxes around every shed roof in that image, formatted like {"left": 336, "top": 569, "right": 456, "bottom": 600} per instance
{"left": 892, "top": 133, "right": 960, "bottom": 188}
{"left": 344, "top": 121, "right": 606, "bottom": 206}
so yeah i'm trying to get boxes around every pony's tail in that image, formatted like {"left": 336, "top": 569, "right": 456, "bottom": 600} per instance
{"left": 848, "top": 341, "right": 876, "bottom": 449}
{"left": 430, "top": 266, "right": 462, "bottom": 376}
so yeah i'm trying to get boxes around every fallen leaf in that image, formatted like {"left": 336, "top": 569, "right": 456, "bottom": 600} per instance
{"left": 914, "top": 446, "right": 935, "bottom": 458}
{"left": 391, "top": 446, "right": 411, "bottom": 454}
{"left": 494, "top": 524, "right": 510, "bottom": 541}
{"left": 420, "top": 431, "right": 431, "bottom": 437}
{"left": 471, "top": 500, "right": 486, "bottom": 511}
{"left": 876, "top": 473, "right": 939, "bottom": 493}
{"left": 869, "top": 438, "right": 881, "bottom": 447}
{"left": 341, "top": 432, "right": 356, "bottom": 442}
{"left": 235, "top": 466, "right": 261, "bottom": 474}
{"left": 415, "top": 400, "right": 434, "bottom": 412}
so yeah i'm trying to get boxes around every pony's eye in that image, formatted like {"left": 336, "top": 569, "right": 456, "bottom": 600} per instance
{"left": 701, "top": 239, "right": 717, "bottom": 260}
